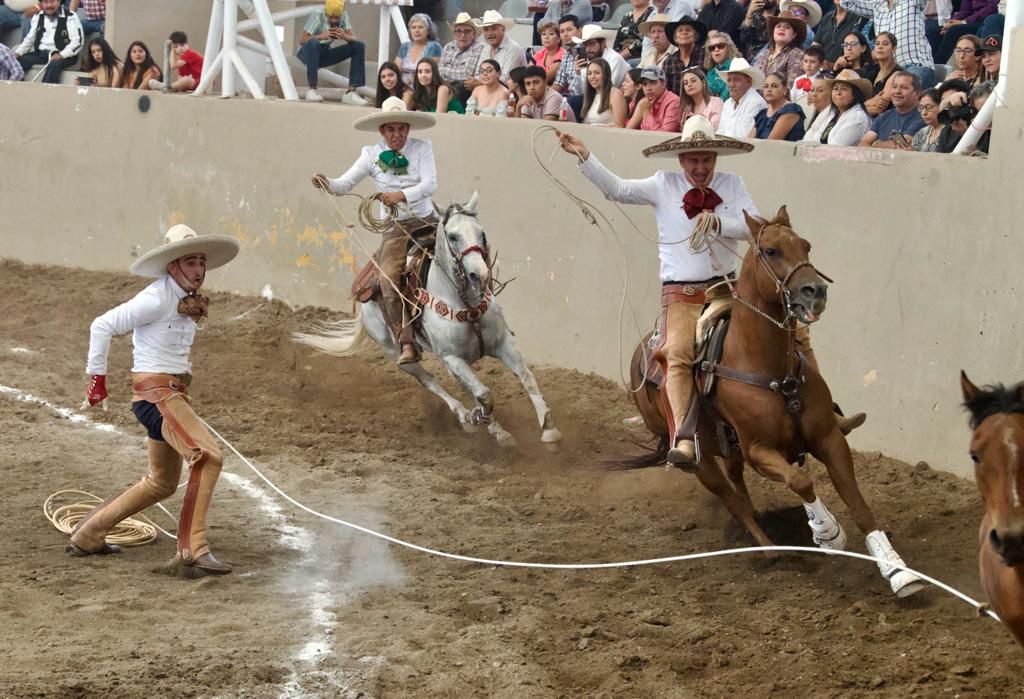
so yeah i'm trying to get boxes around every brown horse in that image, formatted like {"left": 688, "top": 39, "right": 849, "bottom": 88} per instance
{"left": 626, "top": 206, "right": 923, "bottom": 597}
{"left": 961, "top": 372, "right": 1024, "bottom": 648}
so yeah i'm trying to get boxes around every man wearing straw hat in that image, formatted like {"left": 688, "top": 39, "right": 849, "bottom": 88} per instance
{"left": 312, "top": 97, "right": 438, "bottom": 365}
{"left": 474, "top": 10, "right": 526, "bottom": 83}
{"left": 440, "top": 11, "right": 485, "bottom": 105}
{"left": 73, "top": 225, "right": 241, "bottom": 578}
{"left": 717, "top": 56, "right": 768, "bottom": 138}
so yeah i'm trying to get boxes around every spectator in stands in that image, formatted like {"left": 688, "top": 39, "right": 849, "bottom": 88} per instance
{"left": 863, "top": 31, "right": 901, "bottom": 116}
{"left": 118, "top": 40, "right": 161, "bottom": 90}
{"left": 474, "top": 10, "right": 526, "bottom": 83}
{"left": 14, "top": 0, "right": 82, "bottom": 84}
{"left": 753, "top": 10, "right": 806, "bottom": 85}
{"left": 751, "top": 70, "right": 805, "bottom": 139}
{"left": 779, "top": 0, "right": 822, "bottom": 46}
{"left": 805, "top": 75, "right": 834, "bottom": 122}
{"left": 515, "top": 64, "right": 564, "bottom": 120}
{"left": 858, "top": 70, "right": 925, "bottom": 147}
{"left": 0, "top": 2, "right": 22, "bottom": 36}
{"left": 946, "top": 34, "right": 984, "bottom": 86}
{"left": 978, "top": 34, "right": 1000, "bottom": 82}
{"left": 802, "top": 68, "right": 871, "bottom": 143}
{"left": 814, "top": 0, "right": 869, "bottom": 67}
{"left": 932, "top": 0, "right": 999, "bottom": 64}
{"left": 396, "top": 13, "right": 442, "bottom": 86}
{"left": 831, "top": 31, "right": 874, "bottom": 79}
{"left": 841, "top": 0, "right": 935, "bottom": 88}
{"left": 679, "top": 66, "right": 723, "bottom": 129}
{"left": 703, "top": 30, "right": 740, "bottom": 99}
{"left": 626, "top": 64, "right": 682, "bottom": 132}
{"left": 575, "top": 24, "right": 629, "bottom": 87}
{"left": 440, "top": 12, "right": 483, "bottom": 106}
{"left": 0, "top": 41, "right": 24, "bottom": 81}
{"left": 622, "top": 67, "right": 644, "bottom": 118}
{"left": 718, "top": 57, "right": 767, "bottom": 137}
{"left": 791, "top": 44, "right": 824, "bottom": 100}
{"left": 934, "top": 80, "right": 993, "bottom": 153}
{"left": 466, "top": 58, "right": 510, "bottom": 117}
{"left": 297, "top": 0, "right": 367, "bottom": 105}
{"left": 70, "top": 0, "right": 102, "bottom": 38}
{"left": 639, "top": 14, "right": 677, "bottom": 69}
{"left": 697, "top": 0, "right": 746, "bottom": 47}
{"left": 507, "top": 65, "right": 528, "bottom": 112}
{"left": 77, "top": 36, "right": 118, "bottom": 86}
{"left": 533, "top": 19, "right": 565, "bottom": 84}
{"left": 978, "top": 0, "right": 1005, "bottom": 40}
{"left": 552, "top": 14, "right": 585, "bottom": 117}
{"left": 908, "top": 87, "right": 942, "bottom": 151}
{"left": 739, "top": 0, "right": 778, "bottom": 60}
{"left": 543, "top": 0, "right": 592, "bottom": 28}
{"left": 154, "top": 31, "right": 202, "bottom": 93}
{"left": 614, "top": 0, "right": 656, "bottom": 63}
{"left": 580, "top": 57, "right": 627, "bottom": 126}
{"left": 375, "top": 60, "right": 411, "bottom": 106}
{"left": 669, "top": 17, "right": 707, "bottom": 71}
{"left": 406, "top": 57, "right": 463, "bottom": 114}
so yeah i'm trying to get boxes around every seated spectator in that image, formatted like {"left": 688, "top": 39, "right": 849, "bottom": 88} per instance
{"left": 804, "top": 75, "right": 834, "bottom": 123}
{"left": 669, "top": 16, "right": 707, "bottom": 72}
{"left": 831, "top": 31, "right": 875, "bottom": 80}
{"left": 614, "top": 0, "right": 656, "bottom": 63}
{"left": 697, "top": 0, "right": 746, "bottom": 47}
{"left": 933, "top": 0, "right": 1000, "bottom": 65}
{"left": 842, "top": 0, "right": 935, "bottom": 88}
{"left": 753, "top": 9, "right": 806, "bottom": 86}
{"left": 156, "top": 31, "right": 202, "bottom": 92}
{"left": 622, "top": 68, "right": 644, "bottom": 118}
{"left": 533, "top": 19, "right": 565, "bottom": 84}
{"left": 14, "top": 0, "right": 82, "bottom": 84}
{"left": 297, "top": 0, "right": 367, "bottom": 105}
{"left": 978, "top": 34, "right": 1000, "bottom": 82}
{"left": 375, "top": 60, "right": 411, "bottom": 106}
{"left": 580, "top": 57, "right": 627, "bottom": 126}
{"left": 506, "top": 65, "right": 529, "bottom": 116}
{"left": 0, "top": 42, "right": 24, "bottom": 81}
{"left": 626, "top": 64, "right": 681, "bottom": 132}
{"left": 77, "top": 36, "right": 119, "bottom": 86}
{"left": 119, "top": 40, "right": 161, "bottom": 90}
{"left": 575, "top": 24, "right": 629, "bottom": 87}
{"left": 779, "top": 0, "right": 821, "bottom": 46}
{"left": 515, "top": 64, "right": 564, "bottom": 120}
{"left": 802, "top": 68, "right": 871, "bottom": 144}
{"left": 946, "top": 34, "right": 985, "bottom": 87}
{"left": 395, "top": 13, "right": 442, "bottom": 86}
{"left": 552, "top": 15, "right": 585, "bottom": 117}
{"left": 863, "top": 31, "right": 901, "bottom": 116}
{"left": 474, "top": 10, "right": 526, "bottom": 83}
{"left": 908, "top": 88, "right": 942, "bottom": 152}
{"left": 679, "top": 66, "right": 724, "bottom": 129}
{"left": 738, "top": 0, "right": 778, "bottom": 60}
{"left": 70, "top": 0, "right": 103, "bottom": 38}
{"left": 703, "top": 30, "right": 740, "bottom": 100}
{"left": 466, "top": 59, "right": 509, "bottom": 117}
{"left": 978, "top": 3, "right": 1005, "bottom": 41}
{"left": 858, "top": 70, "right": 925, "bottom": 147}
{"left": 717, "top": 57, "right": 767, "bottom": 137}
{"left": 0, "top": 3, "right": 22, "bottom": 35}
{"left": 639, "top": 14, "right": 677, "bottom": 69}
{"left": 936, "top": 80, "right": 993, "bottom": 154}
{"left": 542, "top": 0, "right": 592, "bottom": 28}
{"left": 791, "top": 44, "right": 824, "bottom": 101}
{"left": 814, "top": 0, "right": 869, "bottom": 68}
{"left": 440, "top": 12, "right": 483, "bottom": 106}
{"left": 406, "top": 57, "right": 463, "bottom": 113}
{"left": 751, "top": 71, "right": 805, "bottom": 140}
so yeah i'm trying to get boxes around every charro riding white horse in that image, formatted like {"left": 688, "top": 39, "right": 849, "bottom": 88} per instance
{"left": 295, "top": 192, "right": 562, "bottom": 448}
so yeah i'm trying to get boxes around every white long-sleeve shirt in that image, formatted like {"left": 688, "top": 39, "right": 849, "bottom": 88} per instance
{"left": 718, "top": 89, "right": 768, "bottom": 139}
{"left": 801, "top": 105, "right": 871, "bottom": 146}
{"left": 16, "top": 8, "right": 83, "bottom": 59}
{"left": 579, "top": 153, "right": 757, "bottom": 282}
{"left": 328, "top": 137, "right": 437, "bottom": 221}
{"left": 87, "top": 276, "right": 196, "bottom": 375}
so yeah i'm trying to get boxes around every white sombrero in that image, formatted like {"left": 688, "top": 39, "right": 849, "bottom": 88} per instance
{"left": 643, "top": 115, "right": 754, "bottom": 158}
{"left": 572, "top": 24, "right": 617, "bottom": 44}
{"left": 130, "top": 224, "right": 241, "bottom": 278}
{"left": 779, "top": 0, "right": 822, "bottom": 28}
{"left": 718, "top": 57, "right": 765, "bottom": 91}
{"left": 352, "top": 96, "right": 436, "bottom": 132}
{"left": 637, "top": 13, "right": 673, "bottom": 36}
{"left": 474, "top": 9, "right": 514, "bottom": 30}
{"left": 448, "top": 11, "right": 481, "bottom": 34}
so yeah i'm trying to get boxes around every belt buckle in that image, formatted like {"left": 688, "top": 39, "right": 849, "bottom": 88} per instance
{"left": 682, "top": 284, "right": 701, "bottom": 297}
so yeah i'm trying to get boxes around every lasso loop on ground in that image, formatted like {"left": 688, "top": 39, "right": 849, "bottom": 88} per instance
{"left": 44, "top": 490, "right": 166, "bottom": 546}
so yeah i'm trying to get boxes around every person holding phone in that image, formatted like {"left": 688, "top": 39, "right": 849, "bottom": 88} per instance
{"left": 858, "top": 70, "right": 925, "bottom": 148}
{"left": 297, "top": 0, "right": 368, "bottom": 105}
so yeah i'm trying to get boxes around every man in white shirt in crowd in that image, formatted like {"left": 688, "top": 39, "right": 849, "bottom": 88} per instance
{"left": 14, "top": 0, "right": 83, "bottom": 84}
{"left": 717, "top": 57, "right": 767, "bottom": 138}
{"left": 313, "top": 98, "right": 438, "bottom": 365}
{"left": 575, "top": 23, "right": 629, "bottom": 87}
{"left": 74, "top": 225, "right": 241, "bottom": 579}
{"left": 474, "top": 10, "right": 526, "bottom": 83}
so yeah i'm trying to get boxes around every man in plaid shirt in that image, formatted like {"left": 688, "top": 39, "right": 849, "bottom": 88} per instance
{"left": 841, "top": 0, "right": 936, "bottom": 88}
{"left": 440, "top": 12, "right": 484, "bottom": 105}
{"left": 0, "top": 43, "right": 24, "bottom": 81}
{"left": 71, "top": 0, "right": 105, "bottom": 37}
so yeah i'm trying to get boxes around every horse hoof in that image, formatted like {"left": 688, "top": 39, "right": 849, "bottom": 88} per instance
{"left": 461, "top": 422, "right": 479, "bottom": 433}
{"left": 541, "top": 427, "right": 562, "bottom": 444}
{"left": 890, "top": 571, "right": 926, "bottom": 598}
{"left": 495, "top": 433, "right": 518, "bottom": 448}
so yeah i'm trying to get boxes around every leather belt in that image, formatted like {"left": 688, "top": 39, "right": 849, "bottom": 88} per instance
{"left": 132, "top": 373, "right": 192, "bottom": 401}
{"left": 660, "top": 278, "right": 723, "bottom": 307}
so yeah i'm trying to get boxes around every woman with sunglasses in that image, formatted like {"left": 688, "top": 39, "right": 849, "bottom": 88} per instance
{"left": 946, "top": 34, "right": 984, "bottom": 87}
{"left": 678, "top": 67, "right": 723, "bottom": 130}
{"left": 831, "top": 32, "right": 875, "bottom": 81}
{"left": 702, "top": 30, "right": 739, "bottom": 101}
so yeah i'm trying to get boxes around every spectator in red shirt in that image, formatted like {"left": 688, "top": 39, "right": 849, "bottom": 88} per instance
{"left": 161, "top": 30, "right": 203, "bottom": 92}
{"left": 626, "top": 64, "right": 681, "bottom": 132}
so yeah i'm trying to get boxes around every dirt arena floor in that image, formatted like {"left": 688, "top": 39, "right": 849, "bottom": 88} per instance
{"left": 0, "top": 259, "right": 1020, "bottom": 698}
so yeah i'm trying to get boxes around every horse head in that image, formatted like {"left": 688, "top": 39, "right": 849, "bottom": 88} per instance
{"left": 962, "top": 372, "right": 1024, "bottom": 566}
{"left": 438, "top": 190, "right": 490, "bottom": 300}
{"left": 743, "top": 205, "right": 829, "bottom": 326}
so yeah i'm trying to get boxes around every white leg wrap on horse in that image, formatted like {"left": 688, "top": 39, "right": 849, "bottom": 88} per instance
{"left": 803, "top": 497, "right": 847, "bottom": 551}
{"left": 865, "top": 530, "right": 925, "bottom": 598}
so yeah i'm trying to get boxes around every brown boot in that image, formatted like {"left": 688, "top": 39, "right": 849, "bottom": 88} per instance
{"left": 836, "top": 410, "right": 866, "bottom": 435}
{"left": 395, "top": 320, "right": 420, "bottom": 365}
{"left": 161, "top": 552, "right": 233, "bottom": 579}
{"left": 666, "top": 437, "right": 698, "bottom": 471}
{"left": 398, "top": 342, "right": 420, "bottom": 365}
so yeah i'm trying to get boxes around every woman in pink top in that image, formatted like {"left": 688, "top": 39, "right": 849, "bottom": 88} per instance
{"left": 678, "top": 67, "right": 723, "bottom": 130}
{"left": 532, "top": 19, "right": 565, "bottom": 85}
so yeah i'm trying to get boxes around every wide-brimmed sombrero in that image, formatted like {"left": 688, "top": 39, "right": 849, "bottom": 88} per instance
{"left": 825, "top": 68, "right": 873, "bottom": 100}
{"left": 572, "top": 24, "right": 617, "bottom": 44}
{"left": 643, "top": 115, "right": 754, "bottom": 158}
{"left": 718, "top": 56, "right": 765, "bottom": 90}
{"left": 474, "top": 9, "right": 514, "bottom": 30}
{"left": 448, "top": 11, "right": 481, "bottom": 34}
{"left": 130, "top": 224, "right": 240, "bottom": 278}
{"left": 766, "top": 10, "right": 808, "bottom": 46}
{"left": 353, "top": 96, "right": 436, "bottom": 132}
{"left": 666, "top": 16, "right": 708, "bottom": 47}
{"left": 779, "top": 0, "right": 822, "bottom": 28}
{"left": 638, "top": 13, "right": 673, "bottom": 36}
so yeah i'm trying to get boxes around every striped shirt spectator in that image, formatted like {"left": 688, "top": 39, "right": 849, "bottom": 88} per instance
{"left": 0, "top": 43, "right": 25, "bottom": 81}
{"left": 841, "top": 0, "right": 932, "bottom": 68}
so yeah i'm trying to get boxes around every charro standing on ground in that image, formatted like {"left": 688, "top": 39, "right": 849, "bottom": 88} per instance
{"left": 312, "top": 97, "right": 438, "bottom": 365}
{"left": 71, "top": 225, "right": 240, "bottom": 578}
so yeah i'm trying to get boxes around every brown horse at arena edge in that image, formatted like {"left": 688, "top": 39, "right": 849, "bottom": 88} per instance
{"left": 627, "top": 206, "right": 923, "bottom": 597}
{"left": 961, "top": 372, "right": 1024, "bottom": 648}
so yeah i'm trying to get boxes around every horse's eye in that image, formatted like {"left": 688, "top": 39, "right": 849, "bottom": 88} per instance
{"left": 763, "top": 247, "right": 777, "bottom": 258}
{"left": 448, "top": 234, "right": 458, "bottom": 242}
{"left": 970, "top": 451, "right": 981, "bottom": 464}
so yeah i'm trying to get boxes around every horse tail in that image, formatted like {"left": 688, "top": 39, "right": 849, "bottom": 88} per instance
{"left": 292, "top": 308, "right": 372, "bottom": 357}
{"left": 602, "top": 436, "right": 670, "bottom": 470}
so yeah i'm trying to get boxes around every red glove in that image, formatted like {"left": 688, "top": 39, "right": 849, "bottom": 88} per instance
{"left": 83, "top": 374, "right": 108, "bottom": 410}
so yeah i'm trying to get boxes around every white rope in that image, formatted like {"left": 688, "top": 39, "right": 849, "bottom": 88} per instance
{"left": 198, "top": 416, "right": 1001, "bottom": 623}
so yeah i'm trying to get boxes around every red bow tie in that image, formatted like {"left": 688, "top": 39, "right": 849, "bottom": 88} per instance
{"left": 682, "top": 187, "right": 723, "bottom": 219}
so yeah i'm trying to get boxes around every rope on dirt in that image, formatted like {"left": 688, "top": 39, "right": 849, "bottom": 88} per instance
{"left": 199, "top": 416, "right": 1001, "bottom": 623}
{"left": 43, "top": 490, "right": 171, "bottom": 546}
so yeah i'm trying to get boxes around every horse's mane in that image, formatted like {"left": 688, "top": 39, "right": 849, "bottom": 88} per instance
{"left": 964, "top": 382, "right": 1024, "bottom": 429}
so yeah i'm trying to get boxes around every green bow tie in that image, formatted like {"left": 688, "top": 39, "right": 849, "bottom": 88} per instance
{"left": 378, "top": 150, "right": 409, "bottom": 175}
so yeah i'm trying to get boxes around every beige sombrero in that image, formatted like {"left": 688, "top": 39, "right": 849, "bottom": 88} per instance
{"left": 353, "top": 96, "right": 436, "bottom": 132}
{"left": 572, "top": 24, "right": 617, "bottom": 44}
{"left": 780, "top": 0, "right": 822, "bottom": 28}
{"left": 130, "top": 224, "right": 240, "bottom": 277}
{"left": 718, "top": 57, "right": 765, "bottom": 90}
{"left": 448, "top": 11, "right": 481, "bottom": 34}
{"left": 825, "top": 68, "right": 873, "bottom": 101}
{"left": 638, "top": 13, "right": 673, "bottom": 36}
{"left": 474, "top": 9, "right": 514, "bottom": 30}
{"left": 643, "top": 115, "right": 754, "bottom": 158}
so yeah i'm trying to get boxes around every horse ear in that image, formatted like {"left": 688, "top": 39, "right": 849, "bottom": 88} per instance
{"left": 465, "top": 190, "right": 479, "bottom": 215}
{"left": 960, "top": 371, "right": 980, "bottom": 403}
{"left": 775, "top": 205, "right": 790, "bottom": 226}
{"left": 743, "top": 209, "right": 761, "bottom": 235}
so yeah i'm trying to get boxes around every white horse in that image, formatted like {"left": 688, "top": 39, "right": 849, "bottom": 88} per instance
{"left": 295, "top": 192, "right": 562, "bottom": 448}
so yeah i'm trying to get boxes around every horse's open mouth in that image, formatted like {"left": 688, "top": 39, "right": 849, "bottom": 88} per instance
{"left": 790, "top": 303, "right": 822, "bottom": 325}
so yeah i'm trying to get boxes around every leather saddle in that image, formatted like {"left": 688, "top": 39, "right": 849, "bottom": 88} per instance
{"left": 639, "top": 297, "right": 733, "bottom": 388}
{"left": 351, "top": 243, "right": 433, "bottom": 307}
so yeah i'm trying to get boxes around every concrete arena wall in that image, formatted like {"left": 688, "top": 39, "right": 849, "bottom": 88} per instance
{"left": 2, "top": 33, "right": 1023, "bottom": 478}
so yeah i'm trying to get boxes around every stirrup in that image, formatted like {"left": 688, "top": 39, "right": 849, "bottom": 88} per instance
{"left": 397, "top": 343, "right": 420, "bottom": 365}
{"left": 666, "top": 437, "right": 698, "bottom": 471}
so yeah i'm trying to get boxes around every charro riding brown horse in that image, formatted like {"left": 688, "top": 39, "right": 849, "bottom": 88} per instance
{"left": 628, "top": 206, "right": 923, "bottom": 597}
{"left": 961, "top": 372, "right": 1024, "bottom": 648}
